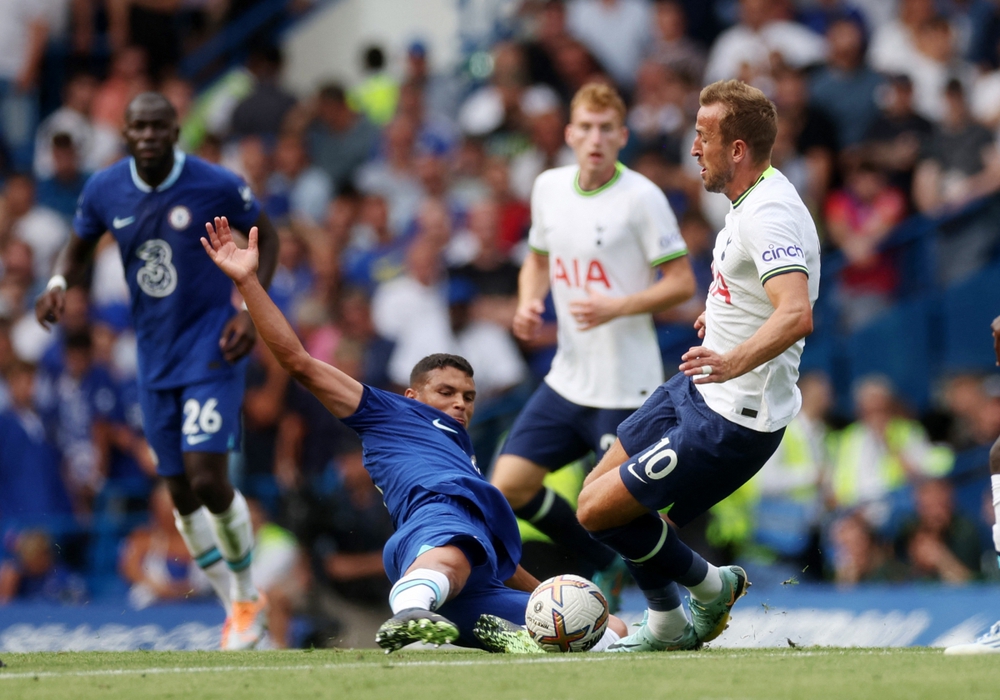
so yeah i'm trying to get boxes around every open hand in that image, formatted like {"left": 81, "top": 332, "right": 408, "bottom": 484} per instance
{"left": 201, "top": 216, "right": 259, "bottom": 285}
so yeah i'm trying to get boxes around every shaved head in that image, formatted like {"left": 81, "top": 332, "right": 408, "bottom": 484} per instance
{"left": 125, "top": 92, "right": 177, "bottom": 123}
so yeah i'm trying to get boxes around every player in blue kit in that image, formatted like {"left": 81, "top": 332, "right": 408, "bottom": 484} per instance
{"left": 201, "top": 216, "right": 627, "bottom": 652}
{"left": 35, "top": 93, "right": 279, "bottom": 650}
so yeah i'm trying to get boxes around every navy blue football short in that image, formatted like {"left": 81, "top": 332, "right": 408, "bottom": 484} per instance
{"left": 500, "top": 381, "right": 635, "bottom": 471}
{"left": 617, "top": 372, "right": 784, "bottom": 527}
{"left": 139, "top": 369, "right": 246, "bottom": 477}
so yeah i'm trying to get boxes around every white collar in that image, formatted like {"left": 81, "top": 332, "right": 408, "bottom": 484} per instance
{"left": 130, "top": 148, "right": 186, "bottom": 192}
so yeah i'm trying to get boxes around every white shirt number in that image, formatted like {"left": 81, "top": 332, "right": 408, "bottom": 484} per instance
{"left": 182, "top": 398, "right": 222, "bottom": 436}
{"left": 136, "top": 239, "right": 178, "bottom": 298}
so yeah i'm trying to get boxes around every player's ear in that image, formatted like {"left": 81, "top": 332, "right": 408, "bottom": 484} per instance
{"left": 404, "top": 387, "right": 418, "bottom": 399}
{"left": 732, "top": 139, "right": 747, "bottom": 164}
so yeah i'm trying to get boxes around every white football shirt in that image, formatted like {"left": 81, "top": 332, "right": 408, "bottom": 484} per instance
{"left": 528, "top": 163, "right": 687, "bottom": 408}
{"left": 697, "top": 166, "right": 821, "bottom": 432}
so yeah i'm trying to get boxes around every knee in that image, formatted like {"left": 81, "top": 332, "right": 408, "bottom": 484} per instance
{"left": 187, "top": 471, "right": 232, "bottom": 512}
{"left": 436, "top": 559, "right": 471, "bottom": 594}
{"left": 490, "top": 457, "right": 545, "bottom": 509}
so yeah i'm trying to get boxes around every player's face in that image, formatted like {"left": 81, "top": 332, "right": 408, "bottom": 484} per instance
{"left": 691, "top": 102, "right": 735, "bottom": 195}
{"left": 408, "top": 367, "right": 477, "bottom": 427}
{"left": 124, "top": 103, "right": 179, "bottom": 170}
{"left": 565, "top": 106, "right": 627, "bottom": 175}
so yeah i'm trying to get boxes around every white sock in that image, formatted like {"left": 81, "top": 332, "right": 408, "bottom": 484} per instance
{"left": 588, "top": 627, "right": 621, "bottom": 652}
{"left": 646, "top": 606, "right": 691, "bottom": 642}
{"left": 389, "top": 568, "right": 451, "bottom": 613}
{"left": 174, "top": 507, "right": 231, "bottom": 612}
{"left": 208, "top": 490, "right": 257, "bottom": 602}
{"left": 687, "top": 563, "right": 723, "bottom": 602}
{"left": 991, "top": 475, "right": 1000, "bottom": 556}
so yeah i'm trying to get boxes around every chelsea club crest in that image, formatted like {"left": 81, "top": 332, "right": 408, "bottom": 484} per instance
{"left": 168, "top": 205, "right": 192, "bottom": 230}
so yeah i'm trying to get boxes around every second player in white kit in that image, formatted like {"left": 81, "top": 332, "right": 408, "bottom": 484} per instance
{"left": 491, "top": 83, "right": 695, "bottom": 611}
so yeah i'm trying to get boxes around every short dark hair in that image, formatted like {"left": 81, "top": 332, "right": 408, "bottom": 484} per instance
{"left": 409, "top": 353, "right": 474, "bottom": 388}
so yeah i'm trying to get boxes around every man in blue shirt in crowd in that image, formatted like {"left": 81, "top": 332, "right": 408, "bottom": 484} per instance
{"left": 201, "top": 215, "right": 627, "bottom": 652}
{"left": 35, "top": 92, "right": 279, "bottom": 649}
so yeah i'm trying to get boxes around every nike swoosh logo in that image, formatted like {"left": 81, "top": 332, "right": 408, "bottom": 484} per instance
{"left": 432, "top": 418, "right": 458, "bottom": 434}
{"left": 186, "top": 434, "right": 213, "bottom": 445}
{"left": 113, "top": 216, "right": 135, "bottom": 229}
{"left": 626, "top": 462, "right": 646, "bottom": 483}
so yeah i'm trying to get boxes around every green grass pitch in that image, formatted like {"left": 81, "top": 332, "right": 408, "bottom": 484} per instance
{"left": 0, "top": 648, "right": 997, "bottom": 700}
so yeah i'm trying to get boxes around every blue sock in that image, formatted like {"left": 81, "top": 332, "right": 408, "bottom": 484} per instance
{"left": 514, "top": 486, "right": 617, "bottom": 570}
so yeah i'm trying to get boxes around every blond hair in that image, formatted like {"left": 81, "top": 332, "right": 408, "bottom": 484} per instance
{"left": 699, "top": 80, "right": 778, "bottom": 165}
{"left": 570, "top": 82, "right": 626, "bottom": 124}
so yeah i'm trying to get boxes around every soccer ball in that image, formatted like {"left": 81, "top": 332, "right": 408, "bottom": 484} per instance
{"left": 524, "top": 574, "right": 609, "bottom": 652}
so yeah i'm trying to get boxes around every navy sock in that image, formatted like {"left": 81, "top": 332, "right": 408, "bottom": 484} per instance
{"left": 593, "top": 512, "right": 707, "bottom": 591}
{"left": 640, "top": 581, "right": 682, "bottom": 612}
{"left": 514, "top": 487, "right": 617, "bottom": 570}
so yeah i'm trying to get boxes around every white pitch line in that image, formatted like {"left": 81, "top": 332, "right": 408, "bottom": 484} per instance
{"left": 0, "top": 648, "right": 929, "bottom": 681}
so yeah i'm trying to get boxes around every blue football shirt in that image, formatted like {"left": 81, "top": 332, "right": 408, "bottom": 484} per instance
{"left": 74, "top": 151, "right": 260, "bottom": 389}
{"left": 341, "top": 386, "right": 522, "bottom": 579}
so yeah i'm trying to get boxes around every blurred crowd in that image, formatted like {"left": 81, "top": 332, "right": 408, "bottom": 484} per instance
{"left": 3, "top": 0, "right": 1000, "bottom": 647}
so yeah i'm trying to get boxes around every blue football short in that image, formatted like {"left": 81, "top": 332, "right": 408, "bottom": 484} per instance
{"left": 138, "top": 370, "right": 246, "bottom": 477}
{"left": 617, "top": 372, "right": 784, "bottom": 527}
{"left": 383, "top": 495, "right": 529, "bottom": 647}
{"left": 500, "top": 381, "right": 635, "bottom": 471}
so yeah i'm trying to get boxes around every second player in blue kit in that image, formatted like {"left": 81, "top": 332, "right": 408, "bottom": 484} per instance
{"left": 36, "top": 92, "right": 280, "bottom": 649}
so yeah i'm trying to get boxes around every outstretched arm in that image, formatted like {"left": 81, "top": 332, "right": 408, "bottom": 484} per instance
{"left": 216, "top": 211, "right": 280, "bottom": 362}
{"left": 202, "top": 216, "right": 364, "bottom": 418}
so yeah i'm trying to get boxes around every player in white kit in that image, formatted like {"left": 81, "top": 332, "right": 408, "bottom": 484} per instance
{"left": 490, "top": 83, "right": 695, "bottom": 610}
{"left": 575, "top": 80, "right": 820, "bottom": 651}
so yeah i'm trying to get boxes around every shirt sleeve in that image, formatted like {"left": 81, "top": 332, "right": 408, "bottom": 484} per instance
{"left": 340, "top": 385, "right": 396, "bottom": 434}
{"left": 526, "top": 174, "right": 549, "bottom": 255}
{"left": 633, "top": 181, "right": 687, "bottom": 266}
{"left": 73, "top": 175, "right": 108, "bottom": 241}
{"left": 214, "top": 166, "right": 261, "bottom": 233}
{"left": 742, "top": 201, "right": 811, "bottom": 285}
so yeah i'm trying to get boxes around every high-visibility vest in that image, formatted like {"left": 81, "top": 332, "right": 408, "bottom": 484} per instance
{"left": 829, "top": 419, "right": 953, "bottom": 507}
